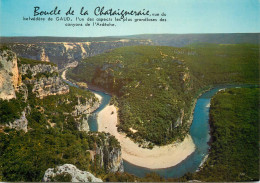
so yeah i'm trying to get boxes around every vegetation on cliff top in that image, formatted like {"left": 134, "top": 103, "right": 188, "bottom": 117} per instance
{"left": 0, "top": 58, "right": 120, "bottom": 181}
{"left": 69, "top": 46, "right": 199, "bottom": 146}
{"left": 0, "top": 96, "right": 26, "bottom": 125}
{"left": 1, "top": 43, "right": 259, "bottom": 182}
{"left": 0, "top": 83, "right": 119, "bottom": 181}
{"left": 18, "top": 57, "right": 57, "bottom": 67}
{"left": 68, "top": 44, "right": 259, "bottom": 146}
{"left": 105, "top": 87, "right": 259, "bottom": 182}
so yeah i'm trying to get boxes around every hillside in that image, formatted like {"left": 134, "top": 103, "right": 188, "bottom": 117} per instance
{"left": 0, "top": 49, "right": 124, "bottom": 181}
{"left": 1, "top": 33, "right": 258, "bottom": 68}
{"left": 123, "top": 33, "right": 259, "bottom": 47}
{"left": 192, "top": 88, "right": 259, "bottom": 181}
{"left": 68, "top": 46, "right": 200, "bottom": 146}
{"left": 68, "top": 44, "right": 259, "bottom": 146}
{"left": 0, "top": 39, "right": 152, "bottom": 68}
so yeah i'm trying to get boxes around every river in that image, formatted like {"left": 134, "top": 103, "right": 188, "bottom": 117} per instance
{"left": 62, "top": 71, "right": 257, "bottom": 178}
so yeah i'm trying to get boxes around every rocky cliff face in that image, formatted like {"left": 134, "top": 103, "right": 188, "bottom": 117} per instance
{"left": 19, "top": 63, "right": 57, "bottom": 77}
{"left": 43, "top": 164, "right": 103, "bottom": 182}
{"left": 0, "top": 49, "right": 125, "bottom": 179}
{"left": 7, "top": 39, "right": 152, "bottom": 68}
{"left": 0, "top": 49, "right": 20, "bottom": 100}
{"left": 7, "top": 106, "right": 30, "bottom": 132}
{"left": 25, "top": 76, "right": 69, "bottom": 98}
{"left": 95, "top": 134, "right": 124, "bottom": 173}
{"left": 20, "top": 63, "right": 69, "bottom": 98}
{"left": 0, "top": 49, "right": 69, "bottom": 131}
{"left": 39, "top": 48, "right": 50, "bottom": 62}
{"left": 72, "top": 97, "right": 100, "bottom": 132}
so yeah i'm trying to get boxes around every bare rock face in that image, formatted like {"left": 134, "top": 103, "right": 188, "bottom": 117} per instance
{"left": 0, "top": 49, "right": 20, "bottom": 100}
{"left": 79, "top": 117, "right": 90, "bottom": 132}
{"left": 42, "top": 164, "right": 103, "bottom": 182}
{"left": 5, "top": 104, "right": 30, "bottom": 132}
{"left": 72, "top": 97, "right": 100, "bottom": 132}
{"left": 73, "top": 97, "right": 100, "bottom": 116}
{"left": 7, "top": 109, "right": 28, "bottom": 132}
{"left": 29, "top": 76, "right": 69, "bottom": 98}
{"left": 95, "top": 135, "right": 124, "bottom": 173}
{"left": 174, "top": 109, "right": 185, "bottom": 128}
{"left": 20, "top": 63, "right": 69, "bottom": 98}
{"left": 8, "top": 40, "right": 152, "bottom": 68}
{"left": 39, "top": 48, "right": 50, "bottom": 62}
{"left": 19, "top": 64, "right": 57, "bottom": 77}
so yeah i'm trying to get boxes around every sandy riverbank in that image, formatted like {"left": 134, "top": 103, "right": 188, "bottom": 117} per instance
{"left": 62, "top": 67, "right": 196, "bottom": 169}
{"left": 97, "top": 104, "right": 196, "bottom": 169}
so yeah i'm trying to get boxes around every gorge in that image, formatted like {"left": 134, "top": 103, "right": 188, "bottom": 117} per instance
{"left": 0, "top": 34, "right": 259, "bottom": 181}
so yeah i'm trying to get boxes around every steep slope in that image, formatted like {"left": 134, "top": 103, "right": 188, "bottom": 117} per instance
{"left": 18, "top": 57, "right": 69, "bottom": 98}
{"left": 68, "top": 44, "right": 259, "bottom": 146}
{"left": 192, "top": 88, "right": 259, "bottom": 181}
{"left": 3, "top": 39, "right": 152, "bottom": 68}
{"left": 68, "top": 46, "right": 198, "bottom": 146}
{"left": 123, "top": 33, "right": 259, "bottom": 47}
{"left": 0, "top": 50, "right": 124, "bottom": 182}
{"left": 0, "top": 47, "right": 20, "bottom": 100}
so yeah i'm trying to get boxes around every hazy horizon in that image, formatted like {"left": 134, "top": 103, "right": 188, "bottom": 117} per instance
{"left": 0, "top": 32, "right": 259, "bottom": 38}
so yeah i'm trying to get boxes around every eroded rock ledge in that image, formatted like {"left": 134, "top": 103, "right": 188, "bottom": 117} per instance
{"left": 42, "top": 164, "right": 103, "bottom": 182}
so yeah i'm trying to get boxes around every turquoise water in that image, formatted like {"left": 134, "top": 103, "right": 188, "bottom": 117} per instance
{"left": 62, "top": 79, "right": 111, "bottom": 132}
{"left": 123, "top": 85, "right": 258, "bottom": 178}
{"left": 64, "top": 77, "right": 257, "bottom": 178}
{"left": 122, "top": 88, "right": 217, "bottom": 178}
{"left": 87, "top": 91, "right": 111, "bottom": 131}
{"left": 85, "top": 86, "right": 218, "bottom": 178}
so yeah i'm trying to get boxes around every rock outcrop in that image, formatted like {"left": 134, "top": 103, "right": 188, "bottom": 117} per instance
{"left": 25, "top": 76, "right": 69, "bottom": 98}
{"left": 7, "top": 39, "right": 152, "bottom": 68}
{"left": 19, "top": 63, "right": 57, "bottom": 77}
{"left": 39, "top": 48, "right": 50, "bottom": 62}
{"left": 20, "top": 63, "right": 69, "bottom": 98}
{"left": 7, "top": 106, "right": 30, "bottom": 132}
{"left": 95, "top": 134, "right": 124, "bottom": 173}
{"left": 73, "top": 98, "right": 100, "bottom": 116}
{"left": 0, "top": 49, "right": 20, "bottom": 100}
{"left": 42, "top": 164, "right": 103, "bottom": 182}
{"left": 72, "top": 97, "right": 100, "bottom": 132}
{"left": 174, "top": 109, "right": 185, "bottom": 128}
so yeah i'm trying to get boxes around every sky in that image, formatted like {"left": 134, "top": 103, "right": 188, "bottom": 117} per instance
{"left": 0, "top": 0, "right": 259, "bottom": 37}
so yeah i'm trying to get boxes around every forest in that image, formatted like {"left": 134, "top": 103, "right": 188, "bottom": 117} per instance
{"left": 68, "top": 43, "right": 259, "bottom": 146}
{"left": 191, "top": 88, "right": 259, "bottom": 181}
{"left": 0, "top": 56, "right": 118, "bottom": 181}
{"left": 0, "top": 43, "right": 259, "bottom": 182}
{"left": 0, "top": 81, "right": 123, "bottom": 181}
{"left": 107, "top": 88, "right": 260, "bottom": 182}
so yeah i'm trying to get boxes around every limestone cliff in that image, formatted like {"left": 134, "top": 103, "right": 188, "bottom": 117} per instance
{"left": 0, "top": 49, "right": 20, "bottom": 100}
{"left": 0, "top": 49, "right": 125, "bottom": 179}
{"left": 72, "top": 97, "right": 100, "bottom": 132}
{"left": 19, "top": 63, "right": 57, "bottom": 77}
{"left": 7, "top": 39, "right": 152, "bottom": 68}
{"left": 20, "top": 63, "right": 69, "bottom": 98}
{"left": 43, "top": 164, "right": 103, "bottom": 182}
{"left": 7, "top": 106, "right": 30, "bottom": 132}
{"left": 95, "top": 134, "right": 124, "bottom": 173}
{"left": 39, "top": 48, "right": 50, "bottom": 62}
{"left": 25, "top": 76, "right": 69, "bottom": 98}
